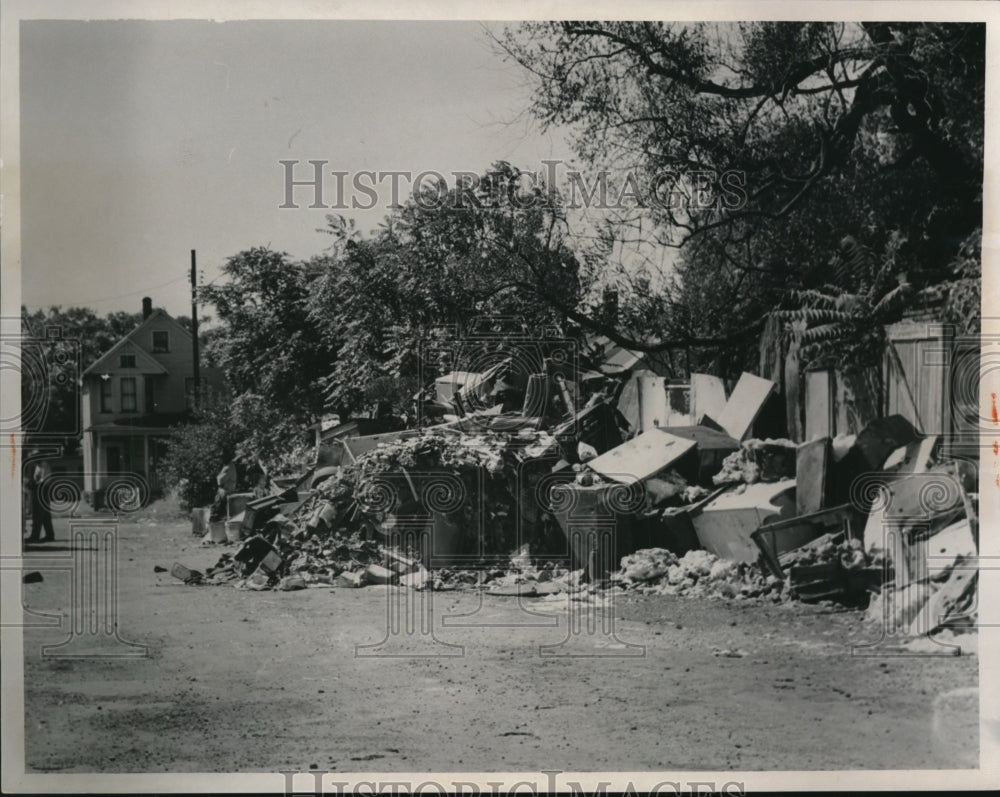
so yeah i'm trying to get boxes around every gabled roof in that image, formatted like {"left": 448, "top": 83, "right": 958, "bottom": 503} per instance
{"left": 82, "top": 309, "right": 191, "bottom": 377}
{"left": 88, "top": 341, "right": 167, "bottom": 377}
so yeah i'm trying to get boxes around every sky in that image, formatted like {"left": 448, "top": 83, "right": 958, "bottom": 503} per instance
{"left": 19, "top": 19, "right": 573, "bottom": 318}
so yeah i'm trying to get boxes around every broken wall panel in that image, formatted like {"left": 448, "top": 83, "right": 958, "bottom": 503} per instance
{"left": 715, "top": 372, "right": 775, "bottom": 441}
{"left": 638, "top": 375, "right": 670, "bottom": 431}
{"left": 586, "top": 428, "right": 696, "bottom": 485}
{"left": 795, "top": 438, "right": 830, "bottom": 516}
{"left": 803, "top": 367, "right": 881, "bottom": 440}
{"left": 804, "top": 369, "right": 834, "bottom": 441}
{"left": 691, "top": 373, "right": 727, "bottom": 425}
{"left": 884, "top": 321, "right": 955, "bottom": 436}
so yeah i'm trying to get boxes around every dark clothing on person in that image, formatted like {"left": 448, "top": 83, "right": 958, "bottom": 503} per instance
{"left": 27, "top": 479, "right": 54, "bottom": 542}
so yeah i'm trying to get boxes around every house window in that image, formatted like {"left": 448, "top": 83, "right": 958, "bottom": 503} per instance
{"left": 119, "top": 354, "right": 136, "bottom": 368}
{"left": 144, "top": 375, "right": 156, "bottom": 414}
{"left": 152, "top": 331, "right": 169, "bottom": 353}
{"left": 100, "top": 378, "right": 113, "bottom": 412}
{"left": 120, "top": 377, "right": 137, "bottom": 412}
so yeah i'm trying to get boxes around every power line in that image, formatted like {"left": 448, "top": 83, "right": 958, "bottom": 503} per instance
{"left": 65, "top": 274, "right": 189, "bottom": 307}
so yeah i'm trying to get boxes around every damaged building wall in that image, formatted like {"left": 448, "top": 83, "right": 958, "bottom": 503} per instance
{"left": 780, "top": 322, "right": 960, "bottom": 443}
{"left": 884, "top": 320, "right": 979, "bottom": 439}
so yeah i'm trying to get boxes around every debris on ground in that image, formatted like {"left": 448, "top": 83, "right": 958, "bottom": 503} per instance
{"left": 712, "top": 438, "right": 797, "bottom": 485}
{"left": 170, "top": 562, "right": 203, "bottom": 585}
{"left": 176, "top": 363, "right": 978, "bottom": 639}
{"left": 617, "top": 548, "right": 782, "bottom": 602}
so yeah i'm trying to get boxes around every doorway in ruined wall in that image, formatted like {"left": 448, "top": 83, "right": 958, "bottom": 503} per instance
{"left": 803, "top": 366, "right": 881, "bottom": 441}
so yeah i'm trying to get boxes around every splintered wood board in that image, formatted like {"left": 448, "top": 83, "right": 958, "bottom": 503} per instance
{"left": 715, "top": 372, "right": 775, "bottom": 441}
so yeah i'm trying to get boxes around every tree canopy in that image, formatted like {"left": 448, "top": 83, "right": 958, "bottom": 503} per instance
{"left": 499, "top": 22, "right": 984, "bottom": 371}
{"left": 305, "top": 161, "right": 584, "bottom": 415}
{"left": 197, "top": 163, "right": 584, "bottom": 467}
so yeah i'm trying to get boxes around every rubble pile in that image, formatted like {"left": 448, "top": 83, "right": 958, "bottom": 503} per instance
{"left": 864, "top": 516, "right": 978, "bottom": 637}
{"left": 618, "top": 548, "right": 782, "bottom": 601}
{"left": 712, "top": 438, "right": 797, "bottom": 485}
{"left": 778, "top": 533, "right": 880, "bottom": 571}
{"left": 190, "top": 427, "right": 567, "bottom": 591}
{"left": 174, "top": 355, "right": 978, "bottom": 639}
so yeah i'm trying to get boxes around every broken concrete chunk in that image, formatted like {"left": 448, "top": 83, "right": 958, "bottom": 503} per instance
{"left": 400, "top": 566, "right": 432, "bottom": 589}
{"left": 364, "top": 564, "right": 397, "bottom": 585}
{"left": 335, "top": 570, "right": 367, "bottom": 588}
{"left": 246, "top": 570, "right": 271, "bottom": 590}
{"left": 620, "top": 548, "right": 678, "bottom": 583}
{"left": 278, "top": 575, "right": 308, "bottom": 591}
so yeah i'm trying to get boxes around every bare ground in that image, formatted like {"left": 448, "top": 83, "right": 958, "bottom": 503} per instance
{"left": 18, "top": 517, "right": 978, "bottom": 773}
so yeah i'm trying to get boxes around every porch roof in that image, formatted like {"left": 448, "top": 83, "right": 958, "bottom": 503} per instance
{"left": 85, "top": 412, "right": 190, "bottom": 434}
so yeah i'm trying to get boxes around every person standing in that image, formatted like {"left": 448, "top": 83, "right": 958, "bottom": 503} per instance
{"left": 26, "top": 454, "right": 55, "bottom": 543}
{"left": 211, "top": 460, "right": 237, "bottom": 521}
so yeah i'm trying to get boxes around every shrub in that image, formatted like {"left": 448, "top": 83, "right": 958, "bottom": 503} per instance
{"left": 157, "top": 400, "right": 242, "bottom": 512}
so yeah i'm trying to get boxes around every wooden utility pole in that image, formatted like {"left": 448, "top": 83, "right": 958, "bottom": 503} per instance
{"left": 191, "top": 249, "right": 200, "bottom": 408}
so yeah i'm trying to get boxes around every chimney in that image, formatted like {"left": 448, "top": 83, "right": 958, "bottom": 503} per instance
{"left": 142, "top": 297, "right": 153, "bottom": 320}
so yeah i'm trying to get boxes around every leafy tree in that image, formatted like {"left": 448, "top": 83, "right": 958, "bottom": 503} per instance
{"left": 199, "top": 247, "right": 336, "bottom": 427}
{"left": 307, "top": 162, "right": 585, "bottom": 414}
{"left": 198, "top": 172, "right": 583, "bottom": 464}
{"left": 499, "top": 22, "right": 984, "bottom": 372}
{"left": 772, "top": 232, "right": 913, "bottom": 370}
{"left": 157, "top": 397, "right": 243, "bottom": 511}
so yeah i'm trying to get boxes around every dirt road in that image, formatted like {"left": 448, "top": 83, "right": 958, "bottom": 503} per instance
{"left": 19, "top": 517, "right": 978, "bottom": 773}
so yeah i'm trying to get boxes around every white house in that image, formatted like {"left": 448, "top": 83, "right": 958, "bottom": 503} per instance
{"left": 80, "top": 297, "right": 223, "bottom": 506}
